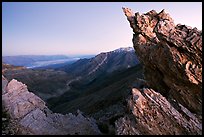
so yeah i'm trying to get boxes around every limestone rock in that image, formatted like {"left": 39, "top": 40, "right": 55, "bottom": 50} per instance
{"left": 2, "top": 76, "right": 101, "bottom": 135}
{"left": 2, "top": 79, "right": 46, "bottom": 119}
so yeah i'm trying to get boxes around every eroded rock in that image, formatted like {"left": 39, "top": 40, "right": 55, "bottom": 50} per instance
{"left": 115, "top": 88, "right": 202, "bottom": 135}
{"left": 119, "top": 8, "right": 202, "bottom": 135}
{"left": 123, "top": 7, "right": 202, "bottom": 115}
{"left": 2, "top": 76, "right": 101, "bottom": 135}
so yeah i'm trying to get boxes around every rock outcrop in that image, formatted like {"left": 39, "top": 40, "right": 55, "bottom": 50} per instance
{"left": 115, "top": 88, "right": 202, "bottom": 135}
{"left": 117, "top": 8, "right": 202, "bottom": 135}
{"left": 2, "top": 76, "right": 101, "bottom": 135}
{"left": 122, "top": 7, "right": 202, "bottom": 114}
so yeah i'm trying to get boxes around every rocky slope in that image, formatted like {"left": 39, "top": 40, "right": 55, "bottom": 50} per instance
{"left": 115, "top": 87, "right": 202, "bottom": 135}
{"left": 115, "top": 7, "right": 202, "bottom": 135}
{"left": 48, "top": 64, "right": 144, "bottom": 115}
{"left": 2, "top": 76, "right": 101, "bottom": 135}
{"left": 56, "top": 47, "right": 139, "bottom": 82}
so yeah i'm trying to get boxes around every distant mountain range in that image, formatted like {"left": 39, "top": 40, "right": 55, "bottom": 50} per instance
{"left": 56, "top": 47, "right": 139, "bottom": 81}
{"left": 2, "top": 48, "right": 137, "bottom": 70}
{"left": 2, "top": 55, "right": 94, "bottom": 69}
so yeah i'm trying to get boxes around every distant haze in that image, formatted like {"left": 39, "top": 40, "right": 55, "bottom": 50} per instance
{"left": 2, "top": 2, "right": 202, "bottom": 56}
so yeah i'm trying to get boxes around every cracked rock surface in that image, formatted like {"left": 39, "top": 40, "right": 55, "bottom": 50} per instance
{"left": 115, "top": 88, "right": 202, "bottom": 135}
{"left": 2, "top": 77, "right": 101, "bottom": 135}
{"left": 116, "top": 8, "right": 202, "bottom": 135}
{"left": 122, "top": 7, "right": 202, "bottom": 115}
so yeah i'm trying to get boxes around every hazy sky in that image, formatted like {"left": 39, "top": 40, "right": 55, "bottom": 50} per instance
{"left": 2, "top": 2, "right": 202, "bottom": 56}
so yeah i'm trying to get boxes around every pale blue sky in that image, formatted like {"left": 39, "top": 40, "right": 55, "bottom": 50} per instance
{"left": 2, "top": 2, "right": 202, "bottom": 56}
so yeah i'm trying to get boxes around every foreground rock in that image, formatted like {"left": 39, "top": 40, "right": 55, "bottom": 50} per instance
{"left": 122, "top": 7, "right": 202, "bottom": 114}
{"left": 2, "top": 76, "right": 101, "bottom": 135}
{"left": 118, "top": 8, "right": 202, "bottom": 135}
{"left": 115, "top": 88, "right": 202, "bottom": 135}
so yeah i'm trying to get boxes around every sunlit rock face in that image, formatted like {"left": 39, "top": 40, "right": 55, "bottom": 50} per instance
{"left": 115, "top": 88, "right": 202, "bottom": 135}
{"left": 117, "top": 8, "right": 202, "bottom": 135}
{"left": 123, "top": 7, "right": 202, "bottom": 114}
{"left": 2, "top": 76, "right": 101, "bottom": 135}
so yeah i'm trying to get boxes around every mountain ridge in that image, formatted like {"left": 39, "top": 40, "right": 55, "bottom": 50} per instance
{"left": 3, "top": 47, "right": 140, "bottom": 102}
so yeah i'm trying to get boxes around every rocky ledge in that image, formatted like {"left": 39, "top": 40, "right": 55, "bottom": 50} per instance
{"left": 2, "top": 76, "right": 101, "bottom": 135}
{"left": 115, "top": 87, "right": 202, "bottom": 135}
{"left": 116, "top": 8, "right": 202, "bottom": 135}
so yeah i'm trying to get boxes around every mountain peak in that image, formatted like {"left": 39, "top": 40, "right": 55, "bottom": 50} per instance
{"left": 112, "top": 47, "right": 134, "bottom": 53}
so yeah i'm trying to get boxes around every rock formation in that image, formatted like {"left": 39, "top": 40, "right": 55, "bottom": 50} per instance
{"left": 2, "top": 76, "right": 101, "bottom": 135}
{"left": 122, "top": 7, "right": 202, "bottom": 114}
{"left": 117, "top": 8, "right": 202, "bottom": 135}
{"left": 115, "top": 88, "right": 202, "bottom": 135}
